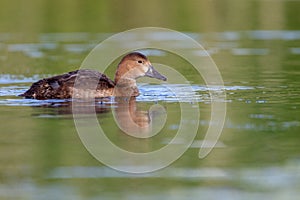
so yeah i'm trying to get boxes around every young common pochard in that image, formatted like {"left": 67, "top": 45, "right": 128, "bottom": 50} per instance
{"left": 20, "top": 52, "right": 167, "bottom": 99}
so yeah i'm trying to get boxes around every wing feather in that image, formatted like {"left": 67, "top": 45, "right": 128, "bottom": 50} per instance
{"left": 20, "top": 69, "right": 115, "bottom": 99}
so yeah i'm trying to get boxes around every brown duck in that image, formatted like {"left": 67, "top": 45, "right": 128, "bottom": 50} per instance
{"left": 20, "top": 52, "right": 167, "bottom": 99}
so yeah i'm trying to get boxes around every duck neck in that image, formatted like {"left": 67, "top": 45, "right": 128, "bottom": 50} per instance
{"left": 115, "top": 77, "right": 136, "bottom": 87}
{"left": 114, "top": 77, "right": 139, "bottom": 97}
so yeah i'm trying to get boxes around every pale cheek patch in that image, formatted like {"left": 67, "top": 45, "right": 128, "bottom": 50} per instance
{"left": 141, "top": 66, "right": 149, "bottom": 74}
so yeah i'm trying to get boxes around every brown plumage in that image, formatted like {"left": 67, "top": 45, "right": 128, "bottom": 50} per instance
{"left": 20, "top": 52, "right": 167, "bottom": 99}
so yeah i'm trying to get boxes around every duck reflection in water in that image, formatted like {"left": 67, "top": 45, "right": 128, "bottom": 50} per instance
{"left": 113, "top": 96, "right": 166, "bottom": 138}
{"left": 48, "top": 96, "right": 166, "bottom": 138}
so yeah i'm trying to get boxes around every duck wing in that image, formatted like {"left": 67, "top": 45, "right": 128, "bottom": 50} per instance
{"left": 20, "top": 69, "right": 115, "bottom": 99}
{"left": 54, "top": 69, "right": 115, "bottom": 90}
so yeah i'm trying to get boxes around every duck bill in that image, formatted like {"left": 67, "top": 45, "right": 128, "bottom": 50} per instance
{"left": 145, "top": 66, "right": 167, "bottom": 81}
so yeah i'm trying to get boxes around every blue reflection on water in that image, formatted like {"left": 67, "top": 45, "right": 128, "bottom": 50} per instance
{"left": 231, "top": 48, "right": 269, "bottom": 56}
{"left": 1, "top": 30, "right": 300, "bottom": 58}
{"left": 0, "top": 73, "right": 252, "bottom": 105}
{"left": 290, "top": 48, "right": 300, "bottom": 55}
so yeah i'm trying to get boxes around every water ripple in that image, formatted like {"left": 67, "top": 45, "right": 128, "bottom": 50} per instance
{"left": 0, "top": 80, "right": 254, "bottom": 106}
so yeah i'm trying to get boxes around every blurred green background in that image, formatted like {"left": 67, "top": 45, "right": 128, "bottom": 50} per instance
{"left": 0, "top": 0, "right": 299, "bottom": 34}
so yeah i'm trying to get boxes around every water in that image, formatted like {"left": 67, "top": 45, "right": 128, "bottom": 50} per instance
{"left": 1, "top": 30, "right": 299, "bottom": 199}
{"left": 1, "top": 1, "right": 300, "bottom": 199}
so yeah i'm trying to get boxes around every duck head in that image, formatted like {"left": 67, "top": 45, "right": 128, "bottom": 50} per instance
{"left": 114, "top": 52, "right": 167, "bottom": 83}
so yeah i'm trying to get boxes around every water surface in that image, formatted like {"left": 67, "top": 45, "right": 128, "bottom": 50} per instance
{"left": 1, "top": 30, "right": 300, "bottom": 199}
{"left": 1, "top": 1, "right": 300, "bottom": 199}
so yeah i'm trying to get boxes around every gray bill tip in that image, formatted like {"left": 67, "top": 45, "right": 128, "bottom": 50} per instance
{"left": 145, "top": 66, "right": 167, "bottom": 81}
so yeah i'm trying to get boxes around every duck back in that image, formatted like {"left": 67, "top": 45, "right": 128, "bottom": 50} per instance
{"left": 20, "top": 69, "right": 115, "bottom": 99}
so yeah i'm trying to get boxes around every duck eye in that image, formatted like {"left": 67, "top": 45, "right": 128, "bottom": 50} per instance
{"left": 138, "top": 60, "right": 143, "bottom": 64}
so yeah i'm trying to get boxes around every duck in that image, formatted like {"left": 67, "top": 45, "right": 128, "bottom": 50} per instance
{"left": 19, "top": 52, "right": 167, "bottom": 99}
